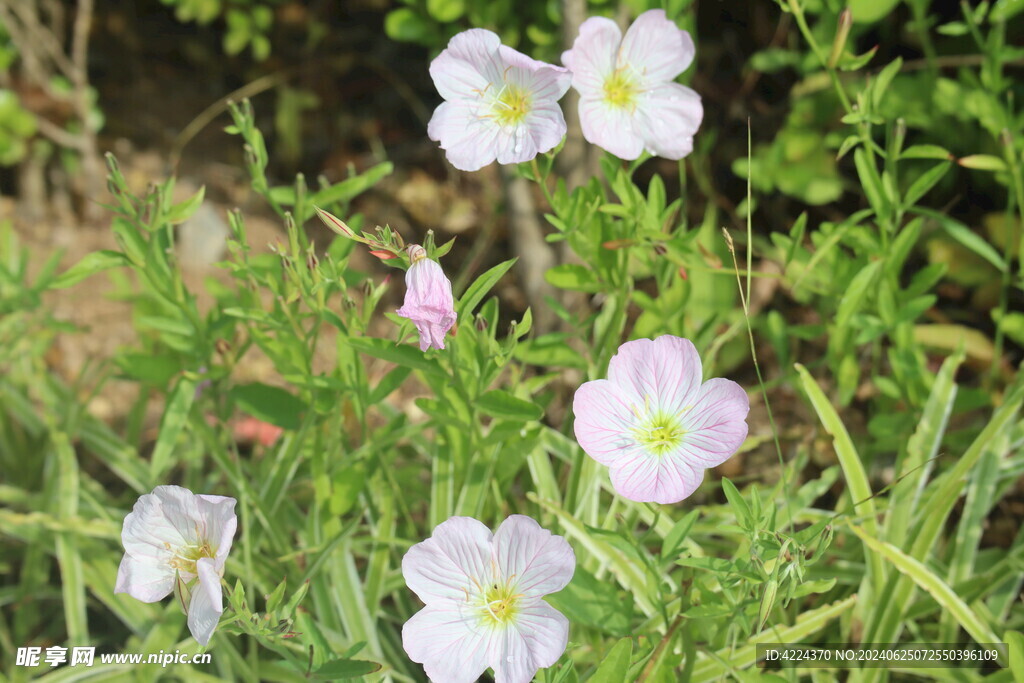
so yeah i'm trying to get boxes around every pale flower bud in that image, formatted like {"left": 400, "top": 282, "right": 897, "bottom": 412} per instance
{"left": 396, "top": 245, "right": 457, "bottom": 351}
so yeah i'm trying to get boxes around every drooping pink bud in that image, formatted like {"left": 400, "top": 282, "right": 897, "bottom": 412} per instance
{"left": 396, "top": 245, "right": 457, "bottom": 351}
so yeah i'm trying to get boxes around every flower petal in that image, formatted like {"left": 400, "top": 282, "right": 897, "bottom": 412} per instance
{"left": 618, "top": 9, "right": 695, "bottom": 84}
{"left": 429, "top": 29, "right": 503, "bottom": 102}
{"left": 495, "top": 125, "right": 540, "bottom": 166}
{"left": 608, "top": 452, "right": 704, "bottom": 504}
{"left": 578, "top": 97, "right": 644, "bottom": 160}
{"left": 396, "top": 257, "right": 458, "bottom": 350}
{"left": 114, "top": 554, "right": 175, "bottom": 602}
{"left": 403, "top": 516, "right": 493, "bottom": 604}
{"left": 187, "top": 557, "right": 223, "bottom": 647}
{"left": 196, "top": 494, "right": 238, "bottom": 566}
{"left": 637, "top": 83, "right": 703, "bottom": 160}
{"left": 493, "top": 516, "right": 574, "bottom": 599}
{"left": 677, "top": 377, "right": 750, "bottom": 466}
{"left": 493, "top": 601, "right": 570, "bottom": 683}
{"left": 525, "top": 102, "right": 569, "bottom": 157}
{"left": 562, "top": 16, "right": 621, "bottom": 95}
{"left": 402, "top": 606, "right": 490, "bottom": 683}
{"left": 427, "top": 101, "right": 501, "bottom": 172}
{"left": 607, "top": 336, "right": 703, "bottom": 415}
{"left": 121, "top": 486, "right": 194, "bottom": 562}
{"left": 572, "top": 379, "right": 646, "bottom": 466}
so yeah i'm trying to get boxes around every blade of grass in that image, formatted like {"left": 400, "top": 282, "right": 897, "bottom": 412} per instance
{"left": 795, "top": 364, "right": 884, "bottom": 596}
{"left": 851, "top": 525, "right": 1004, "bottom": 662}
{"left": 52, "top": 431, "right": 88, "bottom": 645}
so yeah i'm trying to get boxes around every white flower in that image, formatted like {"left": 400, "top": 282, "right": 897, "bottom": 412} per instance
{"left": 428, "top": 29, "right": 572, "bottom": 171}
{"left": 562, "top": 9, "right": 704, "bottom": 160}
{"left": 402, "top": 515, "right": 575, "bottom": 683}
{"left": 115, "top": 485, "right": 237, "bottom": 646}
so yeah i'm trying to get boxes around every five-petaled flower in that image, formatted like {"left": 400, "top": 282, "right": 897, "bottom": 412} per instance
{"left": 397, "top": 244, "right": 457, "bottom": 351}
{"left": 427, "top": 29, "right": 572, "bottom": 171}
{"left": 573, "top": 335, "right": 749, "bottom": 504}
{"left": 115, "top": 485, "right": 237, "bottom": 646}
{"left": 402, "top": 515, "right": 575, "bottom": 683}
{"left": 562, "top": 9, "right": 703, "bottom": 160}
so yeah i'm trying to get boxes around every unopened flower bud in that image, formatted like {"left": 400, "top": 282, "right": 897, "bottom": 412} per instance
{"left": 396, "top": 245, "right": 457, "bottom": 351}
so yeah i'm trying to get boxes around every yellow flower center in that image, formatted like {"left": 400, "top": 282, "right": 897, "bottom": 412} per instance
{"left": 633, "top": 409, "right": 687, "bottom": 456}
{"left": 603, "top": 69, "right": 640, "bottom": 109}
{"left": 490, "top": 83, "right": 532, "bottom": 127}
{"left": 480, "top": 581, "right": 522, "bottom": 625}
{"left": 169, "top": 541, "right": 216, "bottom": 576}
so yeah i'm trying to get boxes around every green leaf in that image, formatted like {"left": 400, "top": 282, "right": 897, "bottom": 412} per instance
{"left": 795, "top": 364, "right": 884, "bottom": 593}
{"left": 165, "top": 185, "right": 206, "bottom": 224}
{"left": 384, "top": 8, "right": 435, "bottom": 44}
{"left": 914, "top": 209, "right": 1008, "bottom": 273}
{"left": 589, "top": 638, "right": 633, "bottom": 683}
{"left": 347, "top": 336, "right": 443, "bottom": 377}
{"left": 311, "top": 163, "right": 393, "bottom": 213}
{"left": 426, "top": 0, "right": 465, "bottom": 22}
{"left": 850, "top": 526, "right": 1004, "bottom": 659}
{"left": 545, "top": 264, "right": 601, "bottom": 292}
{"left": 903, "top": 162, "right": 950, "bottom": 207}
{"left": 545, "top": 567, "right": 634, "bottom": 636}
{"left": 312, "top": 658, "right": 382, "bottom": 680}
{"left": 899, "top": 144, "right": 952, "bottom": 161}
{"left": 476, "top": 389, "right": 543, "bottom": 422}
{"left": 51, "top": 250, "right": 129, "bottom": 289}
{"left": 150, "top": 376, "right": 197, "bottom": 477}
{"left": 459, "top": 258, "right": 517, "bottom": 315}
{"left": 1007, "top": 631, "right": 1024, "bottom": 683}
{"left": 721, "top": 478, "right": 752, "bottom": 529}
{"left": 958, "top": 154, "right": 1008, "bottom": 172}
{"left": 229, "top": 382, "right": 307, "bottom": 430}
{"left": 660, "top": 509, "right": 699, "bottom": 562}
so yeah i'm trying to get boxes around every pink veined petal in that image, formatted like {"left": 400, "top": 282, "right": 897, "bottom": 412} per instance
{"left": 403, "top": 516, "right": 494, "bottom": 604}
{"left": 497, "top": 44, "right": 560, "bottom": 78}
{"left": 636, "top": 83, "right": 703, "bottom": 160}
{"left": 121, "top": 488, "right": 193, "bottom": 562}
{"left": 495, "top": 125, "right": 540, "bottom": 166}
{"left": 429, "top": 29, "right": 503, "bottom": 102}
{"left": 493, "top": 516, "right": 575, "bottom": 599}
{"left": 114, "top": 554, "right": 175, "bottom": 602}
{"left": 148, "top": 485, "right": 206, "bottom": 544}
{"left": 396, "top": 257, "right": 457, "bottom": 350}
{"left": 187, "top": 557, "right": 224, "bottom": 647}
{"left": 525, "top": 102, "right": 569, "bottom": 157}
{"left": 608, "top": 449, "right": 704, "bottom": 504}
{"left": 196, "top": 495, "right": 238, "bottom": 563}
{"left": 528, "top": 65, "right": 572, "bottom": 104}
{"left": 562, "top": 16, "right": 622, "bottom": 96}
{"left": 402, "top": 606, "right": 491, "bottom": 683}
{"left": 572, "top": 379, "right": 644, "bottom": 466}
{"left": 578, "top": 97, "right": 644, "bottom": 160}
{"left": 427, "top": 101, "right": 502, "bottom": 172}
{"left": 607, "top": 336, "right": 703, "bottom": 416}
{"left": 676, "top": 377, "right": 750, "bottom": 466}
{"left": 492, "top": 601, "right": 570, "bottom": 683}
{"left": 618, "top": 9, "right": 696, "bottom": 85}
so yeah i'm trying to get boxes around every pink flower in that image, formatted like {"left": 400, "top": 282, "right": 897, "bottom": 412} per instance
{"left": 396, "top": 245, "right": 457, "bottom": 351}
{"left": 562, "top": 10, "right": 703, "bottom": 160}
{"left": 427, "top": 29, "right": 572, "bottom": 171}
{"left": 115, "top": 485, "right": 237, "bottom": 646}
{"left": 402, "top": 515, "right": 575, "bottom": 683}
{"left": 573, "top": 336, "right": 749, "bottom": 504}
